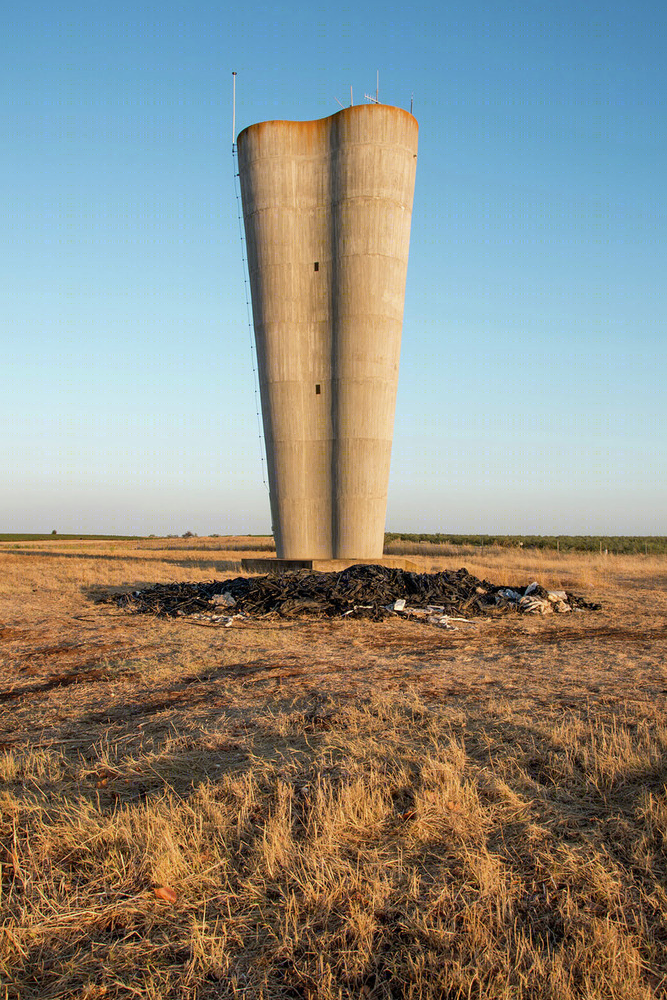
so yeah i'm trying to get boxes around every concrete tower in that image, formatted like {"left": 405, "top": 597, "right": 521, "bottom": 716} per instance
{"left": 237, "top": 103, "right": 418, "bottom": 560}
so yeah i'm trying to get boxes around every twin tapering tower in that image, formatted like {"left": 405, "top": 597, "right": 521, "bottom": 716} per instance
{"left": 237, "top": 103, "right": 418, "bottom": 560}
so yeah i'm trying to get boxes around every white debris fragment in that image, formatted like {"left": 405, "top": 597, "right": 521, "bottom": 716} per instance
{"left": 427, "top": 615, "right": 458, "bottom": 629}
{"left": 544, "top": 590, "right": 571, "bottom": 612}
{"left": 189, "top": 611, "right": 246, "bottom": 627}
{"left": 519, "top": 595, "right": 552, "bottom": 614}
{"left": 212, "top": 592, "right": 236, "bottom": 607}
{"left": 393, "top": 598, "right": 406, "bottom": 611}
{"left": 497, "top": 588, "right": 522, "bottom": 603}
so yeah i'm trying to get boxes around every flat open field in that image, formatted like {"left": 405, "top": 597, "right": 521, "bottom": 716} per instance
{"left": 1, "top": 538, "right": 666, "bottom": 998}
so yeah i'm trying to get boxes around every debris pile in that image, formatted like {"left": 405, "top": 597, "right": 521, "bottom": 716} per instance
{"left": 109, "top": 564, "right": 600, "bottom": 623}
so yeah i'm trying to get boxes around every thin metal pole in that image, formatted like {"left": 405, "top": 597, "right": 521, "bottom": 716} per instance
{"left": 232, "top": 71, "right": 237, "bottom": 149}
{"left": 231, "top": 113, "right": 269, "bottom": 493}
{"left": 350, "top": 85, "right": 353, "bottom": 106}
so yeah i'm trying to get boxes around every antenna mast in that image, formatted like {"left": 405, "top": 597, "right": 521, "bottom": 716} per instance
{"left": 231, "top": 70, "right": 269, "bottom": 492}
{"left": 232, "top": 71, "right": 237, "bottom": 150}
{"left": 365, "top": 71, "right": 380, "bottom": 104}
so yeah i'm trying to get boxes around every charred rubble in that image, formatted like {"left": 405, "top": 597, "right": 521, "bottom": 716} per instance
{"left": 108, "top": 564, "right": 600, "bottom": 621}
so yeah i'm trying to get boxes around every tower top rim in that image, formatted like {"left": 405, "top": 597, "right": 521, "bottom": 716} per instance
{"left": 236, "top": 103, "right": 417, "bottom": 146}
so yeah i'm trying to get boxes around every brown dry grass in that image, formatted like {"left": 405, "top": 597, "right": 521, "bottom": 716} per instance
{"left": 1, "top": 538, "right": 666, "bottom": 998}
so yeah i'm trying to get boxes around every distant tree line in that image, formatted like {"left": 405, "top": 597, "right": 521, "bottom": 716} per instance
{"left": 383, "top": 533, "right": 667, "bottom": 554}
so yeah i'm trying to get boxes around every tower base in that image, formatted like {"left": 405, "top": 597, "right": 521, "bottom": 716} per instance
{"left": 241, "top": 557, "right": 418, "bottom": 575}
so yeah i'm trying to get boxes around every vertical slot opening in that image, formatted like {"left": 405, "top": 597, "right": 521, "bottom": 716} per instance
{"left": 315, "top": 384, "right": 321, "bottom": 395}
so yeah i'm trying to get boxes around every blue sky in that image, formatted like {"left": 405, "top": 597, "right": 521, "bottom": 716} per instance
{"left": 2, "top": 1, "right": 665, "bottom": 535}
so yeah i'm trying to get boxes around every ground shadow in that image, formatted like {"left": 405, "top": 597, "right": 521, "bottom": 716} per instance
{"left": 82, "top": 567, "right": 243, "bottom": 601}
{"left": 10, "top": 549, "right": 245, "bottom": 574}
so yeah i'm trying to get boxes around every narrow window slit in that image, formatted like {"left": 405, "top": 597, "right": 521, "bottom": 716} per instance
{"left": 315, "top": 384, "right": 321, "bottom": 395}
{"left": 314, "top": 261, "right": 319, "bottom": 271}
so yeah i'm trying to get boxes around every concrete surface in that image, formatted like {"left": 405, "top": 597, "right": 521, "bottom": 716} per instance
{"left": 237, "top": 104, "right": 418, "bottom": 560}
{"left": 241, "top": 557, "right": 419, "bottom": 575}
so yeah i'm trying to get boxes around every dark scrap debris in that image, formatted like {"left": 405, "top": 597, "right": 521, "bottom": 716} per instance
{"left": 108, "top": 564, "right": 601, "bottom": 621}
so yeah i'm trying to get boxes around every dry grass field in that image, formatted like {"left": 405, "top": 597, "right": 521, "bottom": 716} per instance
{"left": 1, "top": 537, "right": 666, "bottom": 998}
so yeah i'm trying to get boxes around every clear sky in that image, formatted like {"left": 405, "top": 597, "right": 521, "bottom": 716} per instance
{"left": 2, "top": 1, "right": 665, "bottom": 536}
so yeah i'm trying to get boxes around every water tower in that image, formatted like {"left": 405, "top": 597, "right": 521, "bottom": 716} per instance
{"left": 237, "top": 102, "right": 418, "bottom": 563}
